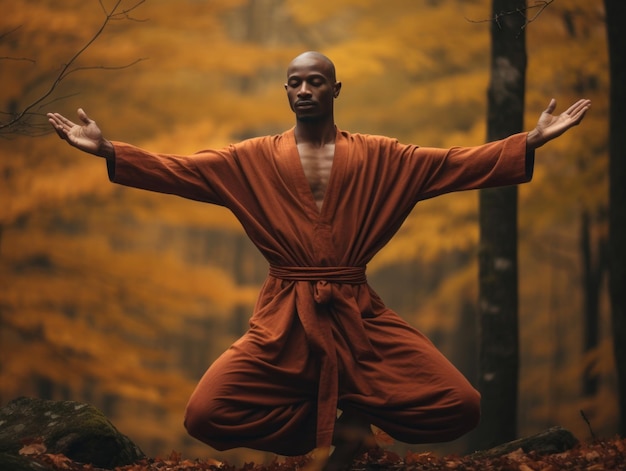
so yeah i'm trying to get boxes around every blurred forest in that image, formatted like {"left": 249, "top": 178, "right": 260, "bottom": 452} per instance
{"left": 0, "top": 0, "right": 612, "bottom": 465}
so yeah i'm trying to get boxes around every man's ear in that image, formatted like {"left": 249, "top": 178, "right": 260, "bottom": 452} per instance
{"left": 333, "top": 82, "right": 342, "bottom": 98}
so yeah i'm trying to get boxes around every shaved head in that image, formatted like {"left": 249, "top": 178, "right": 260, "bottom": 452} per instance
{"left": 284, "top": 51, "right": 341, "bottom": 125}
{"left": 287, "top": 51, "right": 336, "bottom": 82}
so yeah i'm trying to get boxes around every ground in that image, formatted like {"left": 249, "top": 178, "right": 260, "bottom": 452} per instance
{"left": 26, "top": 436, "right": 626, "bottom": 471}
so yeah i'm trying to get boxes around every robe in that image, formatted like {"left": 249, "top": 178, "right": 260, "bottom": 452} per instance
{"left": 107, "top": 128, "right": 533, "bottom": 455}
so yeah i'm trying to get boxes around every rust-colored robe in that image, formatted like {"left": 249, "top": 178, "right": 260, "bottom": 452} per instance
{"left": 108, "top": 128, "right": 533, "bottom": 455}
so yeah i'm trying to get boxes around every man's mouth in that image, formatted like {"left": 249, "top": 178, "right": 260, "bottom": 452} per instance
{"left": 295, "top": 101, "right": 315, "bottom": 108}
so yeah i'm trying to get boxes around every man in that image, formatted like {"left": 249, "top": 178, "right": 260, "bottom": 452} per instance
{"left": 48, "top": 51, "right": 590, "bottom": 470}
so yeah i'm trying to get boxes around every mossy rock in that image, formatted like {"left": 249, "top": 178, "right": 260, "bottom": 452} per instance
{"left": 0, "top": 452, "right": 55, "bottom": 471}
{"left": 0, "top": 397, "right": 144, "bottom": 469}
{"left": 470, "top": 425, "right": 579, "bottom": 458}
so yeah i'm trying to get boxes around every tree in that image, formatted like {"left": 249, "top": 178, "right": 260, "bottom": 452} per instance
{"left": 474, "top": 0, "right": 527, "bottom": 450}
{"left": 1, "top": 0, "right": 613, "bottom": 460}
{"left": 0, "top": 0, "right": 146, "bottom": 138}
{"left": 580, "top": 209, "right": 608, "bottom": 398}
{"left": 604, "top": 0, "right": 626, "bottom": 436}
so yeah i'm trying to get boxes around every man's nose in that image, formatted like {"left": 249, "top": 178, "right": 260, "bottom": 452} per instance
{"left": 297, "top": 83, "right": 311, "bottom": 97}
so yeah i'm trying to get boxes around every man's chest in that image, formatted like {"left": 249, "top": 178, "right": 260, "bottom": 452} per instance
{"left": 297, "top": 143, "right": 336, "bottom": 208}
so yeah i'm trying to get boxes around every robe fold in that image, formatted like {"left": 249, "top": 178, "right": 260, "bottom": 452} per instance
{"left": 107, "top": 128, "right": 533, "bottom": 454}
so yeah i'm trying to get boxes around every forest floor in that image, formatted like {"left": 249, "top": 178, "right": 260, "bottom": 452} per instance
{"left": 29, "top": 435, "right": 626, "bottom": 471}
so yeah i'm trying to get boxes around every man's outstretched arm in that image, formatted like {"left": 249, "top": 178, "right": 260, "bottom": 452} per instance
{"left": 47, "top": 108, "right": 115, "bottom": 159}
{"left": 526, "top": 98, "right": 591, "bottom": 150}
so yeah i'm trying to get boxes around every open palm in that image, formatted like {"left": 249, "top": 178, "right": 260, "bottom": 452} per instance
{"left": 534, "top": 98, "right": 590, "bottom": 143}
{"left": 47, "top": 108, "right": 104, "bottom": 155}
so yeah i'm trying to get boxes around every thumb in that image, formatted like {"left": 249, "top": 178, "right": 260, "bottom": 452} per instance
{"left": 544, "top": 98, "right": 557, "bottom": 115}
{"left": 77, "top": 108, "right": 92, "bottom": 125}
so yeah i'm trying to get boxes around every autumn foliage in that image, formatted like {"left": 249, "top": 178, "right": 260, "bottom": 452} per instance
{"left": 0, "top": 0, "right": 614, "bottom": 463}
{"left": 22, "top": 437, "right": 626, "bottom": 471}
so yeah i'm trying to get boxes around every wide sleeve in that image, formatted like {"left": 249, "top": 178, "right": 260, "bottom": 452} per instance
{"left": 391, "top": 132, "right": 534, "bottom": 204}
{"left": 106, "top": 141, "right": 243, "bottom": 206}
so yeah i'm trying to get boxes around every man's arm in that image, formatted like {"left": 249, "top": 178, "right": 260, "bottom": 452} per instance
{"left": 48, "top": 108, "right": 244, "bottom": 206}
{"left": 47, "top": 108, "right": 115, "bottom": 159}
{"left": 526, "top": 98, "right": 591, "bottom": 150}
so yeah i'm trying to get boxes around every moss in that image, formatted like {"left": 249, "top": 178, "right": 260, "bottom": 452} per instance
{"left": 0, "top": 452, "right": 54, "bottom": 471}
{"left": 0, "top": 397, "right": 144, "bottom": 469}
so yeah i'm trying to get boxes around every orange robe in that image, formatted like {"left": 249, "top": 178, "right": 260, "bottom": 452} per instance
{"left": 108, "top": 128, "right": 533, "bottom": 455}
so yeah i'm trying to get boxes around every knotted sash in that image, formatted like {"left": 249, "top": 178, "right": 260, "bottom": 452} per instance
{"left": 269, "top": 266, "right": 366, "bottom": 303}
{"left": 268, "top": 265, "right": 378, "bottom": 448}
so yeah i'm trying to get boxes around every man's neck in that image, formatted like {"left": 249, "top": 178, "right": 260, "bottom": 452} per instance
{"left": 294, "top": 119, "right": 336, "bottom": 147}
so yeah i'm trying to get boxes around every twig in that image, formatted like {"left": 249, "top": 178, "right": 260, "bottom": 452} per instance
{"left": 580, "top": 409, "right": 597, "bottom": 441}
{"left": 64, "top": 58, "right": 147, "bottom": 78}
{"left": 0, "top": 25, "right": 22, "bottom": 41}
{"left": 0, "top": 56, "right": 36, "bottom": 64}
{"left": 0, "top": 26, "right": 36, "bottom": 64}
{"left": 0, "top": 0, "right": 146, "bottom": 135}
{"left": 466, "top": 0, "right": 556, "bottom": 32}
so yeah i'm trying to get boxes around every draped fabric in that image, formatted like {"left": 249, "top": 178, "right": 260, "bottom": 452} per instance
{"left": 107, "top": 128, "right": 533, "bottom": 452}
{"left": 267, "top": 265, "right": 375, "bottom": 448}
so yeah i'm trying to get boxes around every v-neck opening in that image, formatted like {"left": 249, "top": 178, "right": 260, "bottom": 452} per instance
{"left": 285, "top": 127, "right": 344, "bottom": 222}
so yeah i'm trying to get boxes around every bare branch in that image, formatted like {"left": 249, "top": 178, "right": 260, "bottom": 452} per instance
{"left": 102, "top": 0, "right": 148, "bottom": 22}
{"left": 116, "top": 0, "right": 148, "bottom": 21}
{"left": 0, "top": 25, "right": 22, "bottom": 41}
{"left": 0, "top": 0, "right": 147, "bottom": 136}
{"left": 0, "top": 26, "right": 36, "bottom": 64}
{"left": 0, "top": 56, "right": 36, "bottom": 64}
{"left": 40, "top": 93, "right": 82, "bottom": 109}
{"left": 0, "top": 92, "right": 82, "bottom": 140}
{"left": 466, "top": 0, "right": 556, "bottom": 32}
{"left": 526, "top": 0, "right": 555, "bottom": 23}
{"left": 65, "top": 58, "right": 148, "bottom": 78}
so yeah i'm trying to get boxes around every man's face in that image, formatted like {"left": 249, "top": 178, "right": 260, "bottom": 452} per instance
{"left": 285, "top": 54, "right": 341, "bottom": 122}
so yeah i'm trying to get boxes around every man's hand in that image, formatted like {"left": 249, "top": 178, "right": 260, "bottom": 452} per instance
{"left": 47, "top": 108, "right": 114, "bottom": 158}
{"left": 526, "top": 98, "right": 591, "bottom": 150}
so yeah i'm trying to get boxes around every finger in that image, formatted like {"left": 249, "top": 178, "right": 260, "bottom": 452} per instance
{"left": 77, "top": 108, "right": 92, "bottom": 125}
{"left": 566, "top": 99, "right": 590, "bottom": 115}
{"left": 47, "top": 117, "right": 69, "bottom": 139}
{"left": 47, "top": 113, "right": 66, "bottom": 131}
{"left": 573, "top": 99, "right": 591, "bottom": 114}
{"left": 545, "top": 98, "right": 557, "bottom": 114}
{"left": 570, "top": 100, "right": 591, "bottom": 123}
{"left": 563, "top": 99, "right": 590, "bottom": 122}
{"left": 50, "top": 112, "right": 78, "bottom": 129}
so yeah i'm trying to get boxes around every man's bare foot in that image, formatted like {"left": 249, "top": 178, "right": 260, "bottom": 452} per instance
{"left": 322, "top": 412, "right": 376, "bottom": 471}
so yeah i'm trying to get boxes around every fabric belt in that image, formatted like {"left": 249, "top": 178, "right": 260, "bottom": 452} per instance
{"left": 267, "top": 265, "right": 373, "bottom": 448}
{"left": 268, "top": 265, "right": 366, "bottom": 304}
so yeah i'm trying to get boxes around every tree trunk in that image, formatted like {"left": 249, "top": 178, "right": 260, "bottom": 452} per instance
{"left": 473, "top": 0, "right": 527, "bottom": 450}
{"left": 580, "top": 209, "right": 608, "bottom": 397}
{"left": 604, "top": 0, "right": 626, "bottom": 436}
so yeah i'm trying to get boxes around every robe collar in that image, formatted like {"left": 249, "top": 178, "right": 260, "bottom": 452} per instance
{"left": 281, "top": 127, "right": 348, "bottom": 222}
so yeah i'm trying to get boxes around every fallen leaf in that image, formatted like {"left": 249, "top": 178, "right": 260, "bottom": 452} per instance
{"left": 504, "top": 448, "right": 526, "bottom": 462}
{"left": 19, "top": 442, "right": 47, "bottom": 455}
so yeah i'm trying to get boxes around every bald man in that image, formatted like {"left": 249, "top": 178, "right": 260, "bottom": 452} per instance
{"left": 49, "top": 51, "right": 590, "bottom": 470}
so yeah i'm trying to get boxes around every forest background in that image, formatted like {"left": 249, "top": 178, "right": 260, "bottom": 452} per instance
{"left": 0, "top": 0, "right": 612, "bottom": 466}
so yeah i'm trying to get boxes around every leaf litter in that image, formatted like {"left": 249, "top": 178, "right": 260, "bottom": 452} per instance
{"left": 26, "top": 436, "right": 626, "bottom": 471}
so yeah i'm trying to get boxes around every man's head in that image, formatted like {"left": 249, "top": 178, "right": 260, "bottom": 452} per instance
{"left": 285, "top": 51, "right": 342, "bottom": 123}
